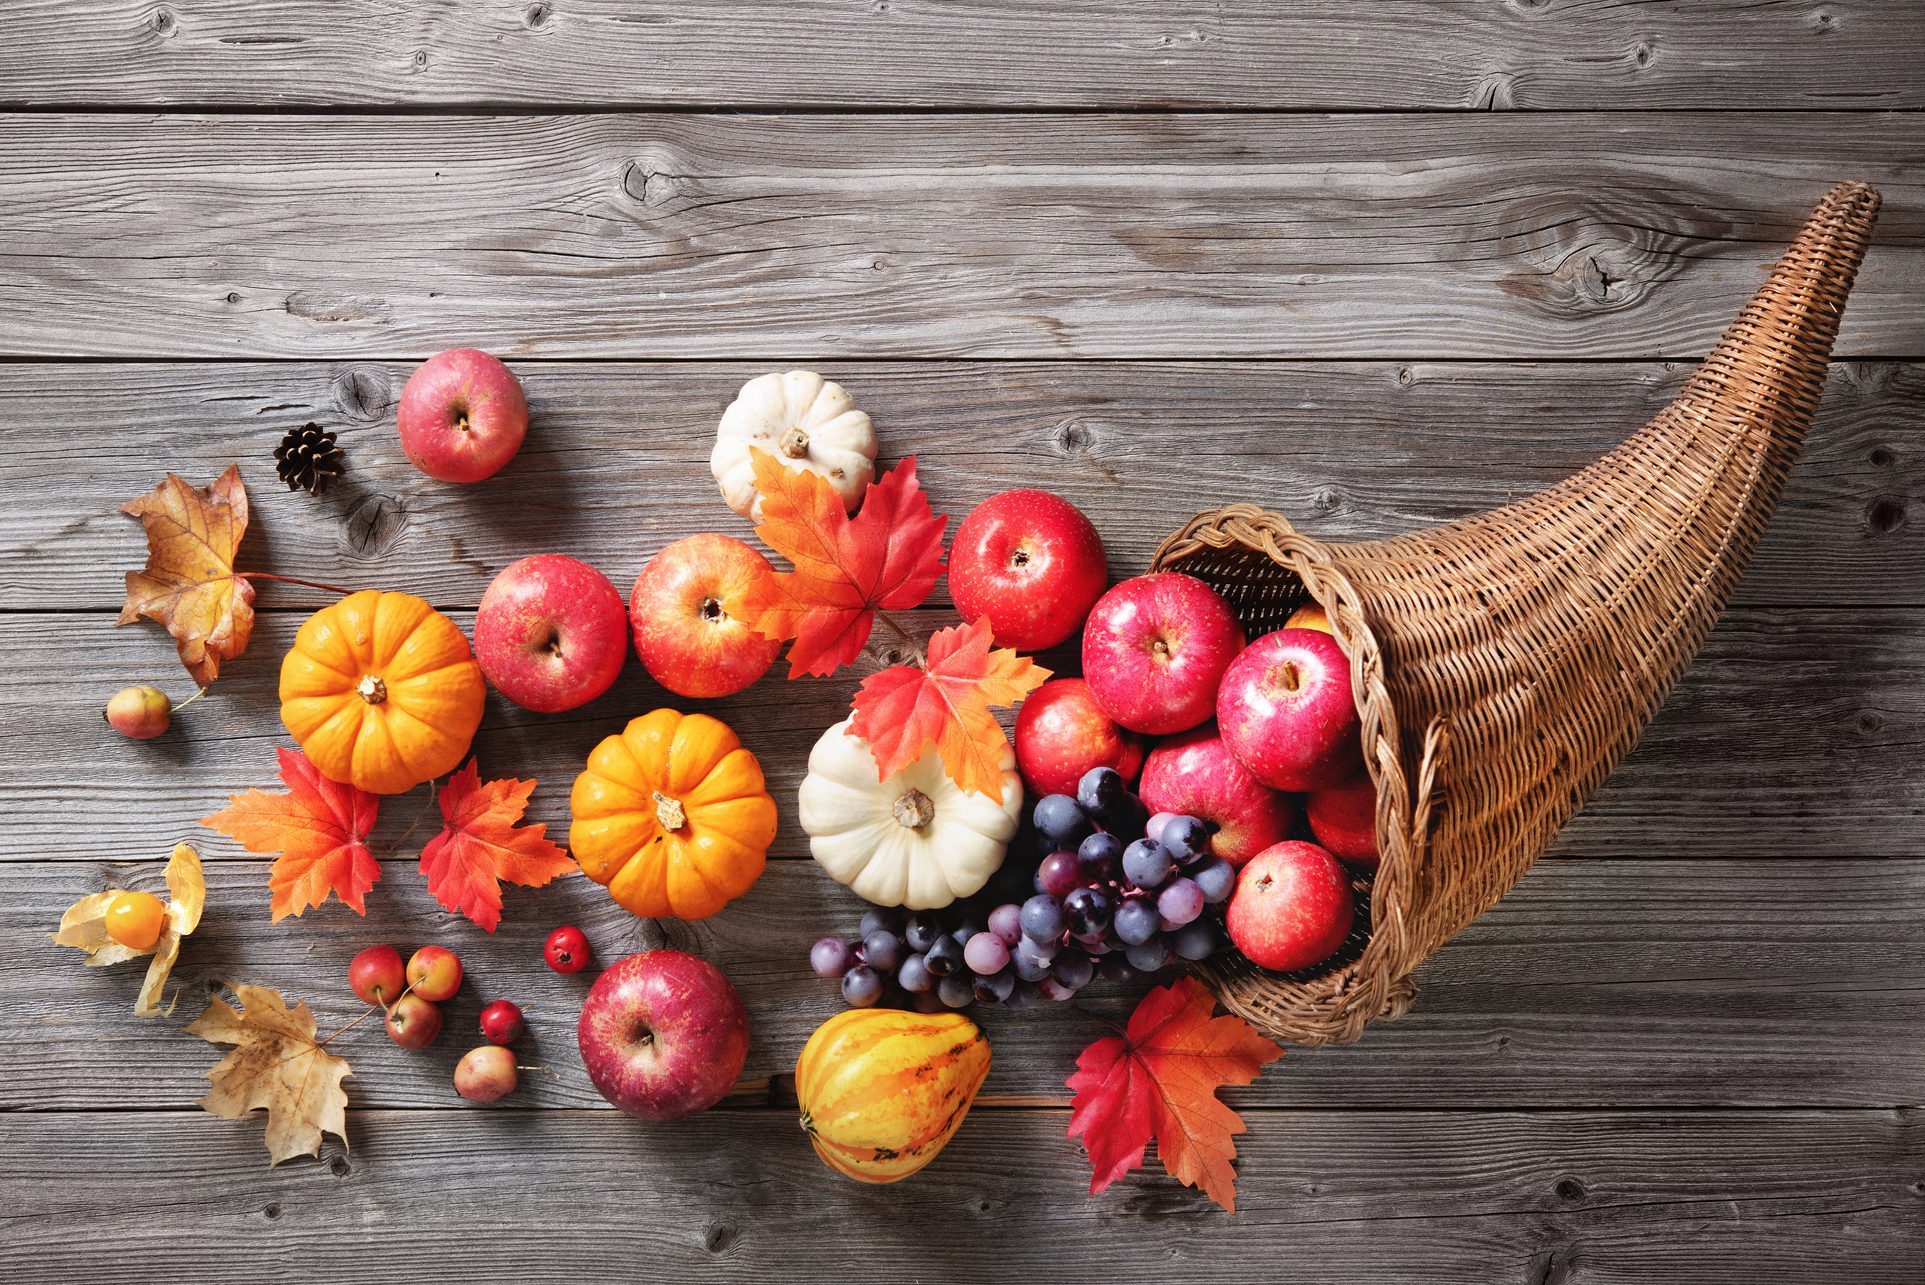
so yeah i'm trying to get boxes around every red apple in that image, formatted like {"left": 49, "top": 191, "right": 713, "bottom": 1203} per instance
{"left": 1307, "top": 768, "right": 1378, "bottom": 869}
{"left": 630, "top": 534, "right": 782, "bottom": 699}
{"left": 475, "top": 554, "right": 629, "bottom": 713}
{"left": 577, "top": 950, "right": 749, "bottom": 1121}
{"left": 1081, "top": 572, "right": 1245, "bottom": 735}
{"left": 455, "top": 1044, "right": 519, "bottom": 1102}
{"left": 406, "top": 945, "right": 463, "bottom": 1003}
{"left": 948, "top": 490, "right": 1108, "bottom": 651}
{"left": 397, "top": 348, "right": 528, "bottom": 483}
{"left": 1138, "top": 725, "right": 1298, "bottom": 867}
{"left": 385, "top": 993, "right": 444, "bottom": 1049}
{"left": 1217, "top": 628, "right": 1362, "bottom": 792}
{"left": 1286, "top": 602, "right": 1333, "bottom": 635}
{"left": 104, "top": 685, "right": 172, "bottom": 740}
{"left": 348, "top": 944, "right": 405, "bottom": 1007}
{"left": 1014, "top": 677, "right": 1145, "bottom": 797}
{"left": 478, "top": 999, "right": 526, "bottom": 1046}
{"left": 1226, "top": 841, "right": 1354, "bottom": 973}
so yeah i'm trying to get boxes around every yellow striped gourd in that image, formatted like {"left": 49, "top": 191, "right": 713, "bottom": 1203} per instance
{"left": 795, "top": 1009, "right": 990, "bottom": 1183}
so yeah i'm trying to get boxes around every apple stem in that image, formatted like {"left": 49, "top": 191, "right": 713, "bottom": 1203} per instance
{"left": 174, "top": 687, "right": 209, "bottom": 713}
{"left": 238, "top": 571, "right": 355, "bottom": 596}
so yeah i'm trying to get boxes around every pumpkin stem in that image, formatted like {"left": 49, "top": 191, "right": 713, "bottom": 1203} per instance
{"left": 892, "top": 789, "right": 935, "bottom": 830}
{"left": 778, "top": 425, "right": 811, "bottom": 459}
{"left": 356, "top": 674, "right": 388, "bottom": 705}
{"left": 652, "top": 791, "right": 687, "bottom": 832}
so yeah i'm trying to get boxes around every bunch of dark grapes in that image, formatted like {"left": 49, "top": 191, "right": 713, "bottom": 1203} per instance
{"left": 808, "top": 767, "right": 1234, "bottom": 1011}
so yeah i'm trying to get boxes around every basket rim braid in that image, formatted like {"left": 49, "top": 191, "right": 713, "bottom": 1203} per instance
{"left": 1150, "top": 181, "right": 1883, "bottom": 1046}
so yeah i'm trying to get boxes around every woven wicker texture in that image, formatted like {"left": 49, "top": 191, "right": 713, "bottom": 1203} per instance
{"left": 1151, "top": 181, "right": 1883, "bottom": 1047}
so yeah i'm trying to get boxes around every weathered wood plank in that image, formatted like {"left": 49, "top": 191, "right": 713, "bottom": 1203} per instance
{"left": 0, "top": 113, "right": 1918, "bottom": 360}
{"left": 9, "top": 858, "right": 1922, "bottom": 1111}
{"left": 1, "top": 361, "right": 1917, "bottom": 610}
{"left": 2, "top": 1106, "right": 1915, "bottom": 1283}
{"left": 2, "top": 604, "right": 1917, "bottom": 862}
{"left": 6, "top": 1, "right": 1924, "bottom": 111}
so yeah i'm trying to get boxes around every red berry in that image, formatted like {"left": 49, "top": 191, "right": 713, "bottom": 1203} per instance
{"left": 544, "top": 925, "right": 590, "bottom": 974}
{"left": 478, "top": 999, "right": 525, "bottom": 1046}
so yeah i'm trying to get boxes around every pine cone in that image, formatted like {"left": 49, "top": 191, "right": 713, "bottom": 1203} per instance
{"left": 273, "top": 422, "right": 346, "bottom": 495}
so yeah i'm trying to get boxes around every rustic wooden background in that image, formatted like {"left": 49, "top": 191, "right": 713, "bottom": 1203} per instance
{"left": 2, "top": 3, "right": 1922, "bottom": 1281}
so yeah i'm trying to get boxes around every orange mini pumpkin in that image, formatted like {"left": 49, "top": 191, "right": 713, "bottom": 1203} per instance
{"left": 570, "top": 709, "right": 776, "bottom": 920}
{"left": 279, "top": 590, "right": 487, "bottom": 795}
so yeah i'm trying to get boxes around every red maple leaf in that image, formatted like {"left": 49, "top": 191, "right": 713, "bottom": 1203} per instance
{"left": 1066, "top": 977, "right": 1283, "bottom": 1212}
{"left": 201, "top": 747, "right": 381, "bottom": 921}
{"left": 418, "top": 760, "right": 574, "bottom": 932}
{"left": 736, "top": 448, "right": 948, "bottom": 677}
{"left": 850, "top": 618, "right": 1050, "bottom": 796}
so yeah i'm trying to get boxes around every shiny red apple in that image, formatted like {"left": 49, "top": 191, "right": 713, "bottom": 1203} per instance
{"left": 577, "top": 950, "right": 750, "bottom": 1121}
{"left": 948, "top": 490, "right": 1108, "bottom": 651}
{"left": 1307, "top": 768, "right": 1378, "bottom": 868}
{"left": 1217, "top": 628, "right": 1362, "bottom": 792}
{"left": 631, "top": 534, "right": 783, "bottom": 699}
{"left": 396, "top": 348, "right": 528, "bottom": 483}
{"left": 1226, "top": 840, "right": 1353, "bottom": 973}
{"left": 475, "top": 554, "right": 629, "bottom": 713}
{"left": 1081, "top": 572, "right": 1244, "bottom": 735}
{"left": 1138, "top": 724, "right": 1298, "bottom": 866}
{"left": 1014, "top": 677, "right": 1145, "bottom": 797}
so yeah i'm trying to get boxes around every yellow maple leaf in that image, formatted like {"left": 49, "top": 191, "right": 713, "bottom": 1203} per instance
{"left": 187, "top": 983, "right": 352, "bottom": 1166}
{"left": 52, "top": 842, "right": 206, "bottom": 1016}
{"left": 118, "top": 465, "right": 256, "bottom": 686}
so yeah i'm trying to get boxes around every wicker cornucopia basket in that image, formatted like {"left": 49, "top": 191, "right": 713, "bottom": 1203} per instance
{"left": 1152, "top": 181, "right": 1883, "bottom": 1047}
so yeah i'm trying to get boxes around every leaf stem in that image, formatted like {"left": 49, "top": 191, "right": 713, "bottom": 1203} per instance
{"left": 237, "top": 571, "right": 354, "bottom": 596}
{"left": 873, "top": 611, "right": 926, "bottom": 667}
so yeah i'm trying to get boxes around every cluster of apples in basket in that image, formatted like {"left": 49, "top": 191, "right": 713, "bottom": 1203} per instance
{"left": 950, "top": 494, "right": 1376, "bottom": 979}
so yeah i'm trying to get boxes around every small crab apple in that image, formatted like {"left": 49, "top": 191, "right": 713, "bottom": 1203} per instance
{"left": 385, "top": 992, "right": 444, "bottom": 1049}
{"left": 479, "top": 999, "right": 526, "bottom": 1046}
{"left": 455, "top": 1044, "right": 520, "bottom": 1102}
{"left": 545, "top": 925, "right": 590, "bottom": 974}
{"left": 406, "top": 945, "right": 463, "bottom": 1002}
{"left": 349, "top": 944, "right": 407, "bottom": 1006}
{"left": 104, "top": 686, "right": 173, "bottom": 740}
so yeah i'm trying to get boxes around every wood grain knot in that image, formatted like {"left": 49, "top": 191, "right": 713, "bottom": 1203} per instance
{"left": 1050, "top": 418, "right": 1097, "bottom": 456}
{"left": 1865, "top": 497, "right": 1908, "bottom": 535}
{"left": 1496, "top": 196, "right": 1713, "bottom": 316}
{"left": 703, "top": 1220, "right": 739, "bottom": 1255}
{"left": 333, "top": 368, "right": 393, "bottom": 422}
{"left": 1554, "top": 1177, "right": 1586, "bottom": 1202}
{"left": 345, "top": 493, "right": 406, "bottom": 557}
{"left": 285, "top": 292, "right": 390, "bottom": 326}
{"left": 524, "top": 2, "right": 551, "bottom": 28}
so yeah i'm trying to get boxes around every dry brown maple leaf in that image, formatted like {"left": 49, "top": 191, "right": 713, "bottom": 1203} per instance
{"left": 850, "top": 618, "right": 1050, "bottom": 797}
{"left": 1066, "top": 977, "right": 1283, "bottom": 1212}
{"left": 187, "top": 983, "right": 351, "bottom": 1166}
{"left": 51, "top": 842, "right": 206, "bottom": 1017}
{"left": 119, "top": 465, "right": 255, "bottom": 687}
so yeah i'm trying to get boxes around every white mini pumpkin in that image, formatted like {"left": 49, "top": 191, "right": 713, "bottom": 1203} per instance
{"left": 710, "top": 371, "right": 879, "bottom": 522}
{"left": 799, "top": 718, "right": 1023, "bottom": 910}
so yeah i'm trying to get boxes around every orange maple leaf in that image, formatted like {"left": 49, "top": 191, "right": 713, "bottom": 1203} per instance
{"left": 736, "top": 448, "right": 948, "bottom": 677}
{"left": 418, "top": 760, "right": 575, "bottom": 932}
{"left": 850, "top": 618, "right": 1050, "bottom": 796}
{"left": 119, "top": 465, "right": 255, "bottom": 686}
{"left": 1066, "top": 977, "right": 1284, "bottom": 1212}
{"left": 201, "top": 747, "right": 381, "bottom": 921}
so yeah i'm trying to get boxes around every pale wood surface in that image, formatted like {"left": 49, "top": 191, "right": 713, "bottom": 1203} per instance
{"left": 3, "top": 5, "right": 1921, "bottom": 1281}
{"left": 5, "top": 1, "right": 1924, "bottom": 110}
{"left": 0, "top": 114, "right": 1920, "bottom": 360}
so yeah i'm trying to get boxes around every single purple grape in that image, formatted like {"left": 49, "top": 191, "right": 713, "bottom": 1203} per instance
{"left": 1099, "top": 955, "right": 1138, "bottom": 984}
{"left": 1052, "top": 951, "right": 1095, "bottom": 990}
{"left": 1035, "top": 851, "right": 1082, "bottom": 900}
{"left": 859, "top": 906, "right": 905, "bottom": 939}
{"left": 1124, "top": 937, "right": 1170, "bottom": 973}
{"left": 1146, "top": 811, "right": 1178, "bottom": 844}
{"left": 1162, "top": 815, "right": 1211, "bottom": 864}
{"left": 810, "top": 936, "right": 853, "bottom": 979}
{"left": 841, "top": 965, "right": 884, "bottom": 1007}
{"left": 987, "top": 902, "right": 1023, "bottom": 946}
{"left": 1020, "top": 893, "right": 1066, "bottom": 942}
{"left": 1157, "top": 877, "right": 1205, "bottom": 928}
{"left": 1112, "top": 895, "right": 1160, "bottom": 945}
{"left": 1170, "top": 918, "right": 1219, "bottom": 961}
{"left": 863, "top": 929, "right": 905, "bottom": 973}
{"left": 973, "top": 967, "right": 1017, "bottom": 1004}
{"left": 1077, "top": 831, "right": 1123, "bottom": 879}
{"left": 1121, "top": 838, "right": 1173, "bottom": 889}
{"left": 964, "top": 932, "right": 1011, "bottom": 974}
{"left": 1193, "top": 857, "right": 1237, "bottom": 903}
{"left": 897, "top": 952, "right": 934, "bottom": 993}
{"left": 937, "top": 971, "right": 976, "bottom": 1008}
